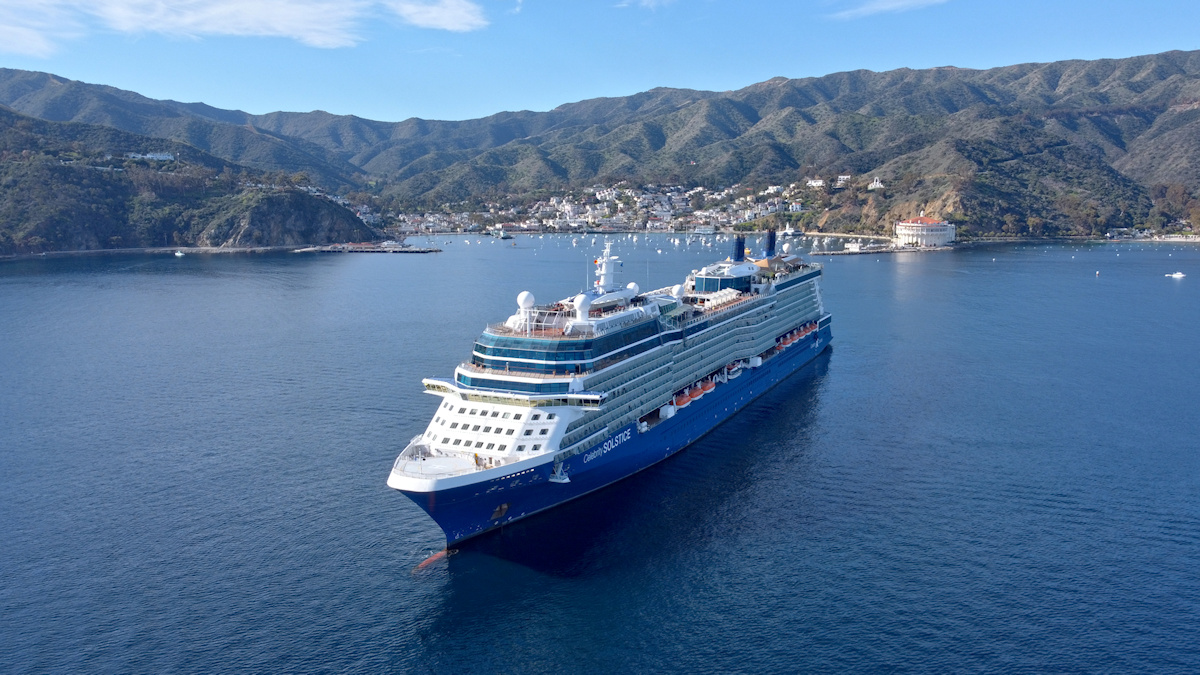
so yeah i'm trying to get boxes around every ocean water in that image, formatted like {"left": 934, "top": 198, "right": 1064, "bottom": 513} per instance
{"left": 2, "top": 236, "right": 1198, "bottom": 672}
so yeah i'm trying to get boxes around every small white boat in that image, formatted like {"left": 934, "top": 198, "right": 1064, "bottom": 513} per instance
{"left": 1166, "top": 272, "right": 1186, "bottom": 278}
{"left": 174, "top": 250, "right": 185, "bottom": 257}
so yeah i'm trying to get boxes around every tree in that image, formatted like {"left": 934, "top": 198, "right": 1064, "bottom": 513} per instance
{"left": 1026, "top": 216, "right": 1044, "bottom": 237}
{"left": 1002, "top": 213, "right": 1022, "bottom": 235}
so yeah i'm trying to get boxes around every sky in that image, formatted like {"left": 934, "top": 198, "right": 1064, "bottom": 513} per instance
{"left": 2, "top": 0, "right": 1199, "bottom": 122}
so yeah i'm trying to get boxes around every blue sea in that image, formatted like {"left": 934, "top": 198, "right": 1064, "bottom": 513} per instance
{"left": 2, "top": 235, "right": 1199, "bottom": 672}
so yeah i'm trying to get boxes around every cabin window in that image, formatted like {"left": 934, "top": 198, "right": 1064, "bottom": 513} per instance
{"left": 486, "top": 443, "right": 495, "bottom": 450}
{"left": 513, "top": 414, "right": 523, "bottom": 420}
{"left": 531, "top": 414, "right": 541, "bottom": 421}
{"left": 450, "top": 423, "right": 459, "bottom": 429}
{"left": 524, "top": 430, "right": 533, "bottom": 436}
{"left": 539, "top": 429, "right": 548, "bottom": 436}
{"left": 502, "top": 413, "right": 511, "bottom": 419}
{"left": 453, "top": 439, "right": 462, "bottom": 446}
{"left": 458, "top": 407, "right": 466, "bottom": 413}
{"left": 483, "top": 426, "right": 492, "bottom": 433}
{"left": 532, "top": 444, "right": 541, "bottom": 451}
{"left": 547, "top": 413, "right": 556, "bottom": 420}
{"left": 499, "top": 445, "right": 507, "bottom": 451}
{"left": 517, "top": 445, "right": 526, "bottom": 452}
{"left": 496, "top": 428, "right": 504, "bottom": 434}
{"left": 441, "top": 437, "right": 450, "bottom": 444}
{"left": 472, "top": 425, "right": 481, "bottom": 431}
{"left": 491, "top": 411, "right": 500, "bottom": 417}
{"left": 475, "top": 442, "right": 484, "bottom": 448}
{"left": 469, "top": 409, "right": 478, "bottom": 415}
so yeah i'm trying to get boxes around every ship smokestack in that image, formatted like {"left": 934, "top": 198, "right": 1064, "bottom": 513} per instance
{"left": 766, "top": 229, "right": 777, "bottom": 257}
{"left": 732, "top": 234, "right": 746, "bottom": 262}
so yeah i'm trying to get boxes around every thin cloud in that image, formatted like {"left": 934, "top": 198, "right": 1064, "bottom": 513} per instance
{"left": 615, "top": 0, "right": 677, "bottom": 8}
{"left": 0, "top": 1, "right": 85, "bottom": 57}
{"left": 832, "top": 0, "right": 949, "bottom": 20}
{"left": 0, "top": 0, "right": 489, "bottom": 56}
{"left": 385, "top": 0, "right": 488, "bottom": 31}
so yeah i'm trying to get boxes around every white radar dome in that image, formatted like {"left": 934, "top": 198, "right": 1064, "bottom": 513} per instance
{"left": 782, "top": 243, "right": 791, "bottom": 254}
{"left": 671, "top": 284, "right": 684, "bottom": 298}
{"left": 573, "top": 293, "right": 592, "bottom": 313}
{"left": 626, "top": 282, "right": 640, "bottom": 295}
{"left": 517, "top": 291, "right": 536, "bottom": 309}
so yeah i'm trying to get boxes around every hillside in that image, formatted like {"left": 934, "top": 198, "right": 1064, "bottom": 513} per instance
{"left": 3, "top": 50, "right": 1200, "bottom": 232}
{"left": 0, "top": 108, "right": 379, "bottom": 255}
{"left": 0, "top": 70, "right": 365, "bottom": 188}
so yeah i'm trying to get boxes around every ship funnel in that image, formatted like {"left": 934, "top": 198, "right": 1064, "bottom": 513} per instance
{"left": 732, "top": 234, "right": 746, "bottom": 262}
{"left": 766, "top": 229, "right": 777, "bottom": 257}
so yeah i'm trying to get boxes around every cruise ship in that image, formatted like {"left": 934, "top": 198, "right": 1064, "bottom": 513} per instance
{"left": 387, "top": 232, "right": 832, "bottom": 545}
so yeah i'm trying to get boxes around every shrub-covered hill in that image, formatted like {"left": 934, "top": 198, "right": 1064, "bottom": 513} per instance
{"left": 4, "top": 49, "right": 1200, "bottom": 234}
{"left": 0, "top": 108, "right": 379, "bottom": 255}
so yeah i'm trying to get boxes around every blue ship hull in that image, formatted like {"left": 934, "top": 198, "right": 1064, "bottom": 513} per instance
{"left": 400, "top": 323, "right": 832, "bottom": 546}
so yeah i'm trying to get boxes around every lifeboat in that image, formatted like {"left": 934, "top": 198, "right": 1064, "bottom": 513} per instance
{"left": 689, "top": 385, "right": 704, "bottom": 400}
{"left": 674, "top": 392, "right": 691, "bottom": 407}
{"left": 701, "top": 380, "right": 716, "bottom": 393}
{"left": 782, "top": 334, "right": 793, "bottom": 346}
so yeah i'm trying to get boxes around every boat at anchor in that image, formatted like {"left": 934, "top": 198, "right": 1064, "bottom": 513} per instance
{"left": 387, "top": 231, "right": 832, "bottom": 545}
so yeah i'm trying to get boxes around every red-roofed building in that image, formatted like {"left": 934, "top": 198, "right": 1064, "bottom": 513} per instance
{"left": 894, "top": 213, "right": 955, "bottom": 248}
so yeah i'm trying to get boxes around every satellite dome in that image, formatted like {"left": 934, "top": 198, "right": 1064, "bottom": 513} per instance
{"left": 671, "top": 284, "right": 684, "bottom": 298}
{"left": 573, "top": 293, "right": 592, "bottom": 313}
{"left": 626, "top": 282, "right": 639, "bottom": 295}
{"left": 517, "top": 291, "right": 536, "bottom": 309}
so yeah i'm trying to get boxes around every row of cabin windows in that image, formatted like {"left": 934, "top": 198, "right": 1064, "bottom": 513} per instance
{"left": 439, "top": 420, "right": 515, "bottom": 435}
{"left": 471, "top": 335, "right": 665, "bottom": 375}
{"left": 439, "top": 401, "right": 523, "bottom": 420}
{"left": 441, "top": 437, "right": 508, "bottom": 452}
{"left": 522, "top": 428, "right": 550, "bottom": 436}
{"left": 515, "top": 444, "right": 541, "bottom": 452}
{"left": 455, "top": 374, "right": 570, "bottom": 394}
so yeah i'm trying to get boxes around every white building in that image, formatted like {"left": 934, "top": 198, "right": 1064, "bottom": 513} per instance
{"left": 125, "top": 152, "right": 175, "bottom": 161}
{"left": 867, "top": 177, "right": 885, "bottom": 190}
{"left": 894, "top": 214, "right": 955, "bottom": 248}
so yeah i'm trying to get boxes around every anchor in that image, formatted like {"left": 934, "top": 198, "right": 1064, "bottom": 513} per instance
{"left": 548, "top": 462, "right": 570, "bottom": 484}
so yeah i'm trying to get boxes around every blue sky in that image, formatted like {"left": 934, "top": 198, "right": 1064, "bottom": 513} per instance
{"left": 2, "top": 0, "right": 1199, "bottom": 122}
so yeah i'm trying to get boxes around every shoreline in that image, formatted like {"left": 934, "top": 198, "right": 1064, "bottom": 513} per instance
{"left": 0, "top": 245, "right": 303, "bottom": 263}
{"left": 4, "top": 234, "right": 1195, "bottom": 263}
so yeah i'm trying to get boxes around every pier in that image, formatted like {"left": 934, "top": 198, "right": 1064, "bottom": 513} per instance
{"left": 294, "top": 243, "right": 441, "bottom": 254}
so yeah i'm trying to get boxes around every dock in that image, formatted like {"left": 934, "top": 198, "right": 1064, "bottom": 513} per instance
{"left": 294, "top": 243, "right": 441, "bottom": 254}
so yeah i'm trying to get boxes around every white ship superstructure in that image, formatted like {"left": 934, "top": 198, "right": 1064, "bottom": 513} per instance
{"left": 388, "top": 232, "right": 832, "bottom": 544}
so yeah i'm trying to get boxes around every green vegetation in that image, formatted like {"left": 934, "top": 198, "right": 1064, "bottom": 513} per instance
{"left": 5, "top": 49, "right": 1200, "bottom": 243}
{"left": 0, "top": 109, "right": 378, "bottom": 255}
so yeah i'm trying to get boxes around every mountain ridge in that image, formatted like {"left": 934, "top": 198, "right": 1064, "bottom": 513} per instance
{"left": 3, "top": 49, "right": 1200, "bottom": 233}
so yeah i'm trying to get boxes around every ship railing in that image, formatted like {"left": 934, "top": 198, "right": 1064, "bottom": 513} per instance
{"left": 486, "top": 323, "right": 586, "bottom": 339}
{"left": 682, "top": 294, "right": 762, "bottom": 327}
{"left": 458, "top": 361, "right": 579, "bottom": 380}
{"left": 392, "top": 436, "right": 484, "bottom": 478}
